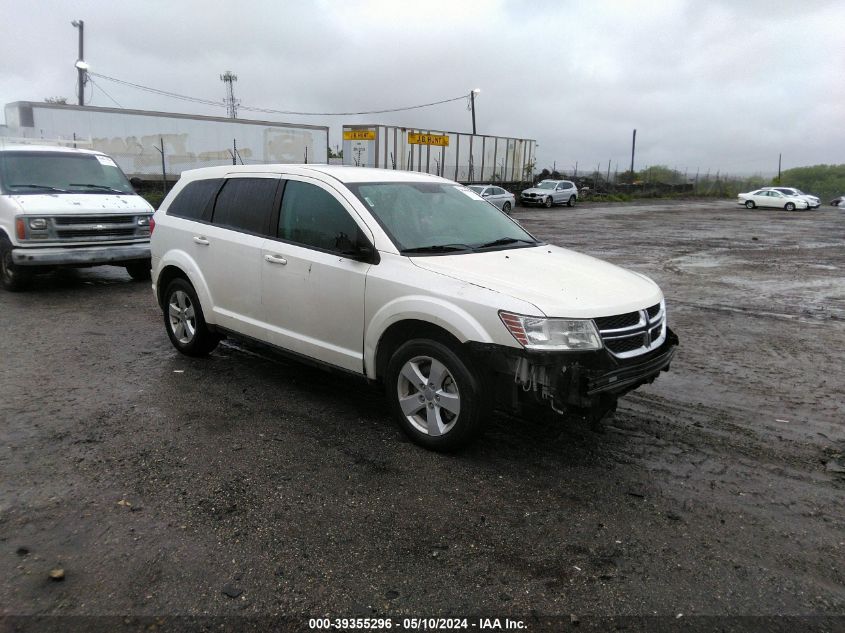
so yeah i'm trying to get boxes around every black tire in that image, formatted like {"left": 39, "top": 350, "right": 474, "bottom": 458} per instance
{"left": 785, "top": 202, "right": 796, "bottom": 211}
{"left": 745, "top": 200, "right": 755, "bottom": 209}
{"left": 0, "top": 236, "right": 31, "bottom": 292}
{"left": 386, "top": 338, "right": 489, "bottom": 451}
{"left": 567, "top": 195, "right": 576, "bottom": 207}
{"left": 163, "top": 277, "right": 220, "bottom": 356}
{"left": 543, "top": 196, "right": 553, "bottom": 209}
{"left": 126, "top": 260, "right": 151, "bottom": 281}
{"left": 502, "top": 201, "right": 512, "bottom": 214}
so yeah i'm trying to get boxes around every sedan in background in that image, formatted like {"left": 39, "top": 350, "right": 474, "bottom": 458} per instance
{"left": 761, "top": 187, "right": 820, "bottom": 208}
{"left": 737, "top": 189, "right": 810, "bottom": 211}
{"left": 468, "top": 185, "right": 516, "bottom": 214}
{"left": 830, "top": 195, "right": 844, "bottom": 207}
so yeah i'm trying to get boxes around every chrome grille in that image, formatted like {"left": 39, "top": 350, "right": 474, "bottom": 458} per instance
{"left": 22, "top": 214, "right": 152, "bottom": 243}
{"left": 595, "top": 302, "right": 666, "bottom": 359}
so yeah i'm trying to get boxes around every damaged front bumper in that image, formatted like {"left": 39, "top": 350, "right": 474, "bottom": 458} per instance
{"left": 468, "top": 327, "right": 679, "bottom": 417}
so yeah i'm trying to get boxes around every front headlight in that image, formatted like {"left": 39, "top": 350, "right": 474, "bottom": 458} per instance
{"left": 29, "top": 218, "right": 47, "bottom": 230}
{"left": 499, "top": 311, "right": 602, "bottom": 351}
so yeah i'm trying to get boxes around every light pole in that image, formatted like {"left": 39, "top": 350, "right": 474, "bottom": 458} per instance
{"left": 470, "top": 88, "right": 481, "bottom": 135}
{"left": 71, "top": 19, "right": 86, "bottom": 106}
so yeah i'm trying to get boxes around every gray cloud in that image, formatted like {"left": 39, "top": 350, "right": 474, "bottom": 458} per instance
{"left": 2, "top": 0, "right": 843, "bottom": 175}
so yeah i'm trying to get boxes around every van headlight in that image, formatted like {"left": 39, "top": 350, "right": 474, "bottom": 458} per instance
{"left": 29, "top": 218, "right": 48, "bottom": 230}
{"left": 499, "top": 311, "right": 602, "bottom": 351}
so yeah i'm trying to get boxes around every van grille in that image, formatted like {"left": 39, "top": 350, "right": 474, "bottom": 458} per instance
{"left": 22, "top": 214, "right": 152, "bottom": 244}
{"left": 595, "top": 302, "right": 666, "bottom": 358}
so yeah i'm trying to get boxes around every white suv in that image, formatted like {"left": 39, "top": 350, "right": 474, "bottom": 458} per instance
{"left": 0, "top": 144, "right": 154, "bottom": 291}
{"left": 151, "top": 166, "right": 677, "bottom": 450}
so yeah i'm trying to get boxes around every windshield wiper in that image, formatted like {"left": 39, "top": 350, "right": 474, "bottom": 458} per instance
{"left": 69, "top": 183, "right": 127, "bottom": 193}
{"left": 476, "top": 237, "right": 539, "bottom": 249}
{"left": 8, "top": 184, "right": 67, "bottom": 192}
{"left": 401, "top": 243, "right": 474, "bottom": 254}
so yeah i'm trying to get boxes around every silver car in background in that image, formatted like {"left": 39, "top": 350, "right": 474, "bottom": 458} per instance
{"left": 520, "top": 179, "right": 578, "bottom": 208}
{"left": 468, "top": 185, "right": 516, "bottom": 214}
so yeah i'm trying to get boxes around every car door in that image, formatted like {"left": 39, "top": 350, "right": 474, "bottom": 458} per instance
{"left": 202, "top": 173, "right": 281, "bottom": 339}
{"left": 260, "top": 175, "right": 374, "bottom": 373}
{"left": 752, "top": 191, "right": 771, "bottom": 208}
{"left": 492, "top": 186, "right": 509, "bottom": 210}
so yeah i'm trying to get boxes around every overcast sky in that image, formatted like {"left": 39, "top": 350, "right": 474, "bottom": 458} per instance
{"left": 1, "top": 0, "right": 843, "bottom": 175}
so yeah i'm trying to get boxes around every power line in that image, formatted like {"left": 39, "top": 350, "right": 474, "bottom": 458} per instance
{"left": 89, "top": 71, "right": 470, "bottom": 116}
{"left": 88, "top": 76, "right": 122, "bottom": 108}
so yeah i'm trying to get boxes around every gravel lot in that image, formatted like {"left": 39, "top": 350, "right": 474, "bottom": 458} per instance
{"left": 1, "top": 199, "right": 843, "bottom": 626}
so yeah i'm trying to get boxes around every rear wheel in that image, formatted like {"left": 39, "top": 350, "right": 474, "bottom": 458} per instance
{"left": 125, "top": 260, "right": 151, "bottom": 281}
{"left": 745, "top": 200, "right": 755, "bottom": 209}
{"left": 543, "top": 196, "right": 553, "bottom": 208}
{"left": 386, "top": 339, "right": 488, "bottom": 451}
{"left": 502, "top": 201, "right": 512, "bottom": 214}
{"left": 567, "top": 195, "right": 576, "bottom": 207}
{"left": 785, "top": 202, "right": 796, "bottom": 211}
{"left": 0, "top": 236, "right": 31, "bottom": 292}
{"left": 163, "top": 278, "right": 220, "bottom": 356}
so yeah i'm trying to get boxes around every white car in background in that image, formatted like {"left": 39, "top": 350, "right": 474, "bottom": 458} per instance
{"left": 761, "top": 187, "right": 820, "bottom": 208}
{"left": 737, "top": 189, "right": 810, "bottom": 211}
{"left": 468, "top": 185, "right": 516, "bottom": 214}
{"left": 520, "top": 180, "right": 578, "bottom": 208}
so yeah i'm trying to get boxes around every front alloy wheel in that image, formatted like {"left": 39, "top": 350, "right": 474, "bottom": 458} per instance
{"left": 397, "top": 355, "right": 461, "bottom": 438}
{"left": 386, "top": 339, "right": 488, "bottom": 451}
{"left": 544, "top": 196, "right": 553, "bottom": 208}
{"left": 785, "top": 202, "right": 796, "bottom": 211}
{"left": 745, "top": 200, "right": 755, "bottom": 209}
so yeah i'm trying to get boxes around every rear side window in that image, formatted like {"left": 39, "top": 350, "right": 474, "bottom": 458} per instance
{"left": 278, "top": 180, "right": 360, "bottom": 252}
{"left": 212, "top": 177, "right": 278, "bottom": 235}
{"left": 166, "top": 179, "right": 222, "bottom": 221}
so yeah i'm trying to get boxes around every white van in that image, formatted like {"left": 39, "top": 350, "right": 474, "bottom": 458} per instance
{"left": 0, "top": 144, "right": 154, "bottom": 291}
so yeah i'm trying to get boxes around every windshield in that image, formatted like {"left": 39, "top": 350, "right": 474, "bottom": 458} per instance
{"left": 346, "top": 181, "right": 539, "bottom": 254}
{"left": 535, "top": 181, "right": 557, "bottom": 189}
{"left": 0, "top": 151, "right": 135, "bottom": 194}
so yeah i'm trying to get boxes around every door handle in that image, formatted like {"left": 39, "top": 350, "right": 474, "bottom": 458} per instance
{"left": 264, "top": 254, "right": 287, "bottom": 265}
{"left": 193, "top": 236, "right": 210, "bottom": 245}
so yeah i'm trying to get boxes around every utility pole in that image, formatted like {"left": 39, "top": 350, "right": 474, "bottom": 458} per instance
{"left": 469, "top": 89, "right": 481, "bottom": 135}
{"left": 220, "top": 71, "right": 239, "bottom": 119}
{"left": 71, "top": 20, "right": 86, "bottom": 106}
{"left": 630, "top": 129, "right": 637, "bottom": 179}
{"left": 778, "top": 153, "right": 782, "bottom": 182}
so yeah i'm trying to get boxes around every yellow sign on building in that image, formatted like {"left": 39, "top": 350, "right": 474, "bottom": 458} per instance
{"left": 408, "top": 133, "right": 450, "bottom": 147}
{"left": 343, "top": 130, "right": 376, "bottom": 141}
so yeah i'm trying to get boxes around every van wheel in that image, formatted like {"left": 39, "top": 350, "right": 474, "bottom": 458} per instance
{"left": 163, "top": 278, "right": 219, "bottom": 356}
{"left": 0, "top": 236, "right": 31, "bottom": 292}
{"left": 126, "top": 261, "right": 151, "bottom": 281}
{"left": 386, "top": 339, "right": 488, "bottom": 451}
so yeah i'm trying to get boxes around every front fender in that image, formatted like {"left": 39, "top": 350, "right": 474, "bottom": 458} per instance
{"left": 364, "top": 295, "right": 494, "bottom": 380}
{"left": 155, "top": 249, "right": 216, "bottom": 324}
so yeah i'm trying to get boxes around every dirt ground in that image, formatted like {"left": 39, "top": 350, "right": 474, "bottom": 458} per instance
{"left": 1, "top": 200, "right": 843, "bottom": 628}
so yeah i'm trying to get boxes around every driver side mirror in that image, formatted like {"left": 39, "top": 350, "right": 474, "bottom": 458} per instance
{"left": 336, "top": 231, "right": 380, "bottom": 264}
